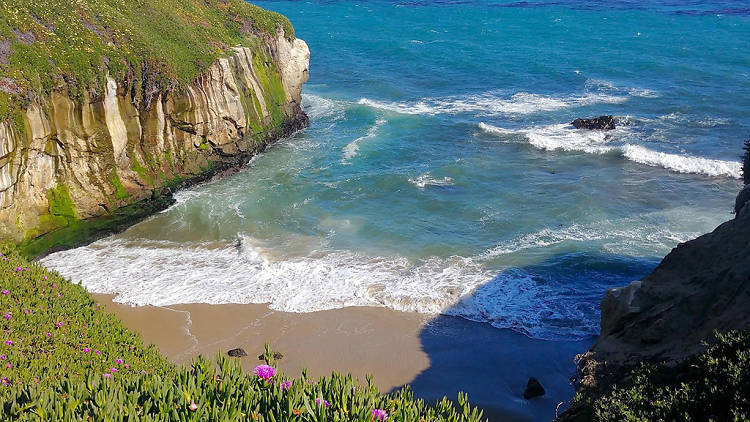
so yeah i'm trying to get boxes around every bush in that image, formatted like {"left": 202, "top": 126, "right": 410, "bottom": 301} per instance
{"left": 589, "top": 330, "right": 750, "bottom": 421}
{"left": 0, "top": 247, "right": 488, "bottom": 421}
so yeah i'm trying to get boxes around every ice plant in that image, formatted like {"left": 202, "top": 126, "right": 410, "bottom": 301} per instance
{"left": 0, "top": 354, "right": 5, "bottom": 360}
{"left": 254, "top": 364, "right": 275, "bottom": 380}
{"left": 190, "top": 403, "right": 198, "bottom": 411}
{"left": 316, "top": 398, "right": 330, "bottom": 408}
{"left": 110, "top": 368, "right": 118, "bottom": 373}
{"left": 55, "top": 322, "right": 63, "bottom": 328}
{"left": 46, "top": 332, "right": 52, "bottom": 337}
{"left": 1, "top": 290, "right": 8, "bottom": 295}
{"left": 4, "top": 340, "right": 12, "bottom": 346}
{"left": 280, "top": 381, "right": 292, "bottom": 390}
{"left": 83, "top": 347, "right": 90, "bottom": 353}
{"left": 103, "top": 373, "right": 111, "bottom": 379}
{"left": 372, "top": 409, "right": 389, "bottom": 421}
{"left": 116, "top": 358, "right": 123, "bottom": 364}
{"left": 3, "top": 313, "right": 10, "bottom": 320}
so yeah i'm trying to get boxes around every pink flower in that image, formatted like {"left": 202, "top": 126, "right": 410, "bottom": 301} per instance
{"left": 115, "top": 358, "right": 123, "bottom": 364}
{"left": 254, "top": 364, "right": 275, "bottom": 380}
{"left": 83, "top": 347, "right": 90, "bottom": 353}
{"left": 55, "top": 322, "right": 63, "bottom": 328}
{"left": 5, "top": 363, "right": 10, "bottom": 369}
{"left": 3, "top": 313, "right": 10, "bottom": 320}
{"left": 315, "top": 398, "right": 330, "bottom": 408}
{"left": 23, "top": 309, "right": 31, "bottom": 315}
{"left": 280, "top": 381, "right": 292, "bottom": 390}
{"left": 43, "top": 276, "right": 48, "bottom": 281}
{"left": 46, "top": 332, "right": 51, "bottom": 337}
{"left": 56, "top": 294, "right": 62, "bottom": 298}
{"left": 103, "top": 373, "right": 111, "bottom": 379}
{"left": 52, "top": 283, "right": 57, "bottom": 289}
{"left": 123, "top": 363, "right": 130, "bottom": 369}
{"left": 190, "top": 403, "right": 198, "bottom": 411}
{"left": 1, "top": 258, "right": 6, "bottom": 262}
{"left": 4, "top": 340, "right": 12, "bottom": 346}
{"left": 1, "top": 377, "right": 8, "bottom": 386}
{"left": 0, "top": 354, "right": 4, "bottom": 360}
{"left": 95, "top": 350, "right": 101, "bottom": 355}
{"left": 110, "top": 368, "right": 117, "bottom": 373}
{"left": 1, "top": 290, "right": 8, "bottom": 295}
{"left": 372, "top": 409, "right": 389, "bottom": 421}
{"left": 15, "top": 267, "right": 21, "bottom": 272}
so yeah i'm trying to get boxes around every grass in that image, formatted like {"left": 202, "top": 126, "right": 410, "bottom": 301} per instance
{"left": 0, "top": 247, "right": 489, "bottom": 421}
{"left": 0, "top": 0, "right": 294, "bottom": 129}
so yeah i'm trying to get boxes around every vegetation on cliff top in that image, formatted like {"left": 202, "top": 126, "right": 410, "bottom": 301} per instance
{"left": 0, "top": 247, "right": 487, "bottom": 420}
{"left": 566, "top": 330, "right": 750, "bottom": 421}
{"left": 0, "top": 0, "right": 294, "bottom": 127}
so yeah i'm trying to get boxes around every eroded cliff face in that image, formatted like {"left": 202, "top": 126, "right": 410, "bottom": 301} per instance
{"left": 0, "top": 32, "right": 309, "bottom": 244}
{"left": 566, "top": 187, "right": 750, "bottom": 411}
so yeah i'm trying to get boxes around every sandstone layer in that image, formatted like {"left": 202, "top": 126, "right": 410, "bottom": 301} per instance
{"left": 0, "top": 32, "right": 309, "bottom": 247}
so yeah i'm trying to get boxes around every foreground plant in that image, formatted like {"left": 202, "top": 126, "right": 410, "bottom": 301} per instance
{"left": 0, "top": 246, "right": 487, "bottom": 421}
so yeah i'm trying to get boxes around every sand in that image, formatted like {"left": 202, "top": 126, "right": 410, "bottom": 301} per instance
{"left": 97, "top": 294, "right": 590, "bottom": 422}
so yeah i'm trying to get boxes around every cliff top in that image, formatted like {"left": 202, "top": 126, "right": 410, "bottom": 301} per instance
{"left": 0, "top": 0, "right": 294, "bottom": 130}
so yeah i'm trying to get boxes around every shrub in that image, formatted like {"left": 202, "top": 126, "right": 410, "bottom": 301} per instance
{"left": 0, "top": 247, "right": 488, "bottom": 421}
{"left": 588, "top": 330, "right": 750, "bottom": 421}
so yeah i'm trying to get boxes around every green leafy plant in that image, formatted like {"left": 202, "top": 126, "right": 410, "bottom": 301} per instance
{"left": 0, "top": 246, "right": 488, "bottom": 421}
{"left": 576, "top": 330, "right": 750, "bottom": 421}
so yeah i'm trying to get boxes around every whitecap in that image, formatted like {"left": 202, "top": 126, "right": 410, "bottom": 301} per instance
{"left": 478, "top": 122, "right": 742, "bottom": 179}
{"left": 341, "top": 118, "right": 387, "bottom": 163}
{"left": 408, "top": 172, "right": 455, "bottom": 188}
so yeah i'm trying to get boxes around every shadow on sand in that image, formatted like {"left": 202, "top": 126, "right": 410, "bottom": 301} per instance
{"left": 391, "top": 252, "right": 658, "bottom": 422}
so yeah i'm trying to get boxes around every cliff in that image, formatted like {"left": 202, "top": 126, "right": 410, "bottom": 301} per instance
{"left": 562, "top": 186, "right": 750, "bottom": 419}
{"left": 0, "top": 0, "right": 309, "bottom": 255}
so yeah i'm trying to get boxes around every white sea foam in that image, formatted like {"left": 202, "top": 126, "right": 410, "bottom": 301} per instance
{"left": 358, "top": 91, "right": 627, "bottom": 117}
{"left": 621, "top": 144, "right": 741, "bottom": 178}
{"left": 41, "top": 236, "right": 491, "bottom": 316}
{"left": 302, "top": 94, "right": 346, "bottom": 121}
{"left": 341, "top": 118, "right": 386, "bottom": 162}
{"left": 408, "top": 172, "right": 455, "bottom": 188}
{"left": 478, "top": 122, "right": 742, "bottom": 178}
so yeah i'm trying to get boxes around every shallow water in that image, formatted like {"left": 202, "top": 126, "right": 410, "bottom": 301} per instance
{"left": 43, "top": 0, "right": 747, "bottom": 341}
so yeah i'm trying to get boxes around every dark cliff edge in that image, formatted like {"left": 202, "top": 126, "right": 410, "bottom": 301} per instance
{"left": 560, "top": 185, "right": 750, "bottom": 420}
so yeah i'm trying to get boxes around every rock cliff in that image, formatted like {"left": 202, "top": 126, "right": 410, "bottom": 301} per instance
{"left": 563, "top": 186, "right": 750, "bottom": 418}
{"left": 0, "top": 32, "right": 309, "bottom": 250}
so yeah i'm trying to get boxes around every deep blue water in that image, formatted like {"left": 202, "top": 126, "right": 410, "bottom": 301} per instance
{"left": 44, "top": 0, "right": 748, "bottom": 340}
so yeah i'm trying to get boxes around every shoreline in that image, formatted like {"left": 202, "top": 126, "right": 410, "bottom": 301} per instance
{"left": 97, "top": 294, "right": 591, "bottom": 421}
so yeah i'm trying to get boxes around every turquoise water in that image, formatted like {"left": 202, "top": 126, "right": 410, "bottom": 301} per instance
{"left": 44, "top": 0, "right": 747, "bottom": 341}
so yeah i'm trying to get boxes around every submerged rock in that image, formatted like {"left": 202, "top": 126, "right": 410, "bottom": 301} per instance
{"left": 571, "top": 115, "right": 616, "bottom": 130}
{"left": 523, "top": 377, "right": 546, "bottom": 399}
{"left": 227, "top": 348, "right": 248, "bottom": 358}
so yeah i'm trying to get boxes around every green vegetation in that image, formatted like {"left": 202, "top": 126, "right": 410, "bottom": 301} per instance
{"left": 0, "top": 0, "right": 294, "bottom": 125}
{"left": 110, "top": 170, "right": 129, "bottom": 200}
{"left": 0, "top": 248, "right": 488, "bottom": 421}
{"left": 742, "top": 137, "right": 749, "bottom": 185}
{"left": 571, "top": 330, "right": 750, "bottom": 421}
{"left": 18, "top": 196, "right": 175, "bottom": 260}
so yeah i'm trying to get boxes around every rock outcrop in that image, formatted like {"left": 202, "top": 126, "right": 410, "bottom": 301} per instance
{"left": 567, "top": 186, "right": 750, "bottom": 413}
{"left": 571, "top": 115, "right": 615, "bottom": 130}
{"left": 0, "top": 33, "right": 309, "bottom": 246}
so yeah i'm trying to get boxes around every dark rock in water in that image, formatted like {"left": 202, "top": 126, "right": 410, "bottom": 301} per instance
{"left": 523, "top": 377, "right": 546, "bottom": 399}
{"left": 571, "top": 115, "right": 616, "bottom": 130}
{"left": 734, "top": 185, "right": 750, "bottom": 215}
{"left": 227, "top": 348, "right": 248, "bottom": 358}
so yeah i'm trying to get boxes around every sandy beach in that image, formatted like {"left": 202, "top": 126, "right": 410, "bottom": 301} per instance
{"left": 97, "top": 294, "right": 590, "bottom": 421}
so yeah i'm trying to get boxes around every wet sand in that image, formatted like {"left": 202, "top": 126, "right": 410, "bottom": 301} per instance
{"left": 97, "top": 294, "right": 590, "bottom": 422}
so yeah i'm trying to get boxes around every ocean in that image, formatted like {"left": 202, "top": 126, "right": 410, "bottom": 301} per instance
{"left": 43, "top": 0, "right": 748, "bottom": 342}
